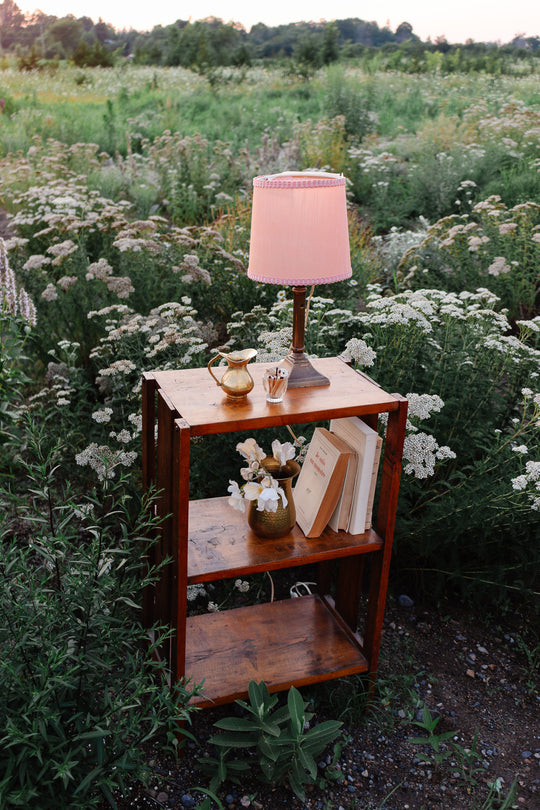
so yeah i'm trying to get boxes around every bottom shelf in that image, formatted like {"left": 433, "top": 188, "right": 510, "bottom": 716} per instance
{"left": 185, "top": 595, "right": 368, "bottom": 707}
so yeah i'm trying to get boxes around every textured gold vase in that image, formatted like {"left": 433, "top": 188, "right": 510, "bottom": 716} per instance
{"left": 247, "top": 459, "right": 300, "bottom": 539}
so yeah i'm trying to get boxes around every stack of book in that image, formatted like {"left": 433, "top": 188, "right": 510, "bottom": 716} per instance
{"left": 294, "top": 419, "right": 382, "bottom": 538}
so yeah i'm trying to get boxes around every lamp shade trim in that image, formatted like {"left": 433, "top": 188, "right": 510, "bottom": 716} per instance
{"left": 248, "top": 270, "right": 352, "bottom": 286}
{"left": 254, "top": 174, "right": 346, "bottom": 189}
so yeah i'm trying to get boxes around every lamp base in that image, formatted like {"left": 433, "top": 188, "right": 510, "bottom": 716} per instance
{"left": 282, "top": 352, "right": 330, "bottom": 388}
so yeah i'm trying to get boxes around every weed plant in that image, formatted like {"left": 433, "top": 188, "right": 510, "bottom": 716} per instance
{"left": 199, "top": 680, "right": 342, "bottom": 802}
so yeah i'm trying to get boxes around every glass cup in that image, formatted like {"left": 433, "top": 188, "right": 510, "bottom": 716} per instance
{"left": 263, "top": 367, "right": 289, "bottom": 403}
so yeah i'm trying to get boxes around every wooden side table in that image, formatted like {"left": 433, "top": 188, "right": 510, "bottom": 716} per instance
{"left": 142, "top": 357, "right": 407, "bottom": 707}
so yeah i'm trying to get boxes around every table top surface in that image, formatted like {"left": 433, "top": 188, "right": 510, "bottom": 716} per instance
{"left": 148, "top": 357, "right": 401, "bottom": 436}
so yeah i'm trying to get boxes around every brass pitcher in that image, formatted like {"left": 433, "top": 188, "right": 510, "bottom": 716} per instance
{"left": 207, "top": 348, "right": 257, "bottom": 401}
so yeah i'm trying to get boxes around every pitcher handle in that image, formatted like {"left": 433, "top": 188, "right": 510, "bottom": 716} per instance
{"left": 207, "top": 354, "right": 223, "bottom": 387}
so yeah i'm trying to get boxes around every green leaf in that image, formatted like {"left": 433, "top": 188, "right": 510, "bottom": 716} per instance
{"left": 258, "top": 736, "right": 279, "bottom": 762}
{"left": 191, "top": 787, "right": 225, "bottom": 810}
{"left": 259, "top": 755, "right": 276, "bottom": 782}
{"left": 209, "top": 732, "right": 258, "bottom": 748}
{"left": 299, "top": 747, "right": 317, "bottom": 780}
{"left": 100, "top": 783, "right": 117, "bottom": 809}
{"left": 260, "top": 719, "right": 281, "bottom": 737}
{"left": 287, "top": 686, "right": 305, "bottom": 736}
{"left": 248, "top": 679, "right": 266, "bottom": 710}
{"left": 213, "top": 717, "right": 258, "bottom": 733}
{"left": 289, "top": 768, "right": 306, "bottom": 801}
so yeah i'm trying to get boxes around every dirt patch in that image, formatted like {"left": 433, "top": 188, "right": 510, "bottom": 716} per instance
{"left": 100, "top": 596, "right": 538, "bottom": 810}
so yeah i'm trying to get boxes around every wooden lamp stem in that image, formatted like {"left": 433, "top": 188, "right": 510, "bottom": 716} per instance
{"left": 285, "top": 286, "right": 330, "bottom": 388}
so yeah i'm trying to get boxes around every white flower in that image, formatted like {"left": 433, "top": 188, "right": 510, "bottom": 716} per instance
{"left": 343, "top": 337, "right": 376, "bottom": 367}
{"left": 41, "top": 283, "right": 58, "bottom": 301}
{"left": 187, "top": 583, "right": 206, "bottom": 601}
{"left": 236, "top": 438, "right": 265, "bottom": 462}
{"left": 511, "top": 475, "right": 528, "bottom": 491}
{"left": 512, "top": 445, "right": 528, "bottom": 454}
{"left": 487, "top": 256, "right": 511, "bottom": 276}
{"left": 227, "top": 480, "right": 245, "bottom": 512}
{"left": 235, "top": 579, "right": 250, "bottom": 593}
{"left": 240, "top": 460, "right": 260, "bottom": 481}
{"left": 407, "top": 393, "right": 445, "bottom": 421}
{"left": 243, "top": 479, "right": 287, "bottom": 512}
{"left": 92, "top": 407, "right": 113, "bottom": 423}
{"left": 271, "top": 439, "right": 296, "bottom": 467}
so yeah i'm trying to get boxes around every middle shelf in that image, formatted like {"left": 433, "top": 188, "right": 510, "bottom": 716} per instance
{"left": 187, "top": 497, "right": 383, "bottom": 584}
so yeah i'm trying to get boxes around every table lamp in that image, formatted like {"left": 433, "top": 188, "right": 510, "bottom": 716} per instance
{"left": 247, "top": 171, "right": 352, "bottom": 387}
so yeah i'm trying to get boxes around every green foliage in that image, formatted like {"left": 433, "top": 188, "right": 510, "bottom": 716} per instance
{"left": 408, "top": 705, "right": 456, "bottom": 767}
{"left": 199, "top": 680, "right": 343, "bottom": 801}
{"left": 0, "top": 417, "right": 200, "bottom": 808}
{"left": 476, "top": 777, "right": 518, "bottom": 810}
{"left": 409, "top": 707, "right": 488, "bottom": 785}
{"left": 342, "top": 287, "right": 540, "bottom": 603}
{"left": 399, "top": 197, "right": 540, "bottom": 321}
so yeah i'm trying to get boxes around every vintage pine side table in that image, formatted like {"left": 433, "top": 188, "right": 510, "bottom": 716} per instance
{"left": 142, "top": 357, "right": 407, "bottom": 707}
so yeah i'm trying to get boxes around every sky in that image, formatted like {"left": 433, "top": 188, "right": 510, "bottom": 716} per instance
{"left": 14, "top": 0, "right": 539, "bottom": 44}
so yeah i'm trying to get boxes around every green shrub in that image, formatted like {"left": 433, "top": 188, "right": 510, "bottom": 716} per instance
{"left": 199, "top": 680, "right": 342, "bottom": 802}
{"left": 342, "top": 287, "right": 540, "bottom": 604}
{"left": 399, "top": 196, "right": 540, "bottom": 321}
{"left": 0, "top": 418, "right": 199, "bottom": 808}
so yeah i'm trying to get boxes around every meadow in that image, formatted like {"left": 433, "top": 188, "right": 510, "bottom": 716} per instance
{"left": 0, "top": 63, "right": 539, "bottom": 808}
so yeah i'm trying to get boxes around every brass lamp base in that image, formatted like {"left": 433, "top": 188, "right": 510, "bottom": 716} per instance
{"left": 282, "top": 285, "right": 331, "bottom": 388}
{"left": 282, "top": 351, "right": 330, "bottom": 388}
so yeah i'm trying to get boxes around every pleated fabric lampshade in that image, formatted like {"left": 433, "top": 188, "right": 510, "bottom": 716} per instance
{"left": 247, "top": 171, "right": 352, "bottom": 387}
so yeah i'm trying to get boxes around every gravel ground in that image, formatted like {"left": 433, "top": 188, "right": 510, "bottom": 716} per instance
{"left": 102, "top": 594, "right": 539, "bottom": 810}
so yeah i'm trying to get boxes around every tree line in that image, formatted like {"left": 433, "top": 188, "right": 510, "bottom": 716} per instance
{"left": 1, "top": 0, "right": 539, "bottom": 72}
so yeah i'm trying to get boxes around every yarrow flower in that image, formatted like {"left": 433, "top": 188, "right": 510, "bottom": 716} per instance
{"left": 403, "top": 432, "right": 456, "bottom": 479}
{"left": 343, "top": 337, "right": 376, "bottom": 368}
{"left": 511, "top": 461, "right": 540, "bottom": 510}
{"left": 75, "top": 443, "right": 137, "bottom": 481}
{"left": 92, "top": 407, "right": 113, "bottom": 423}
{"left": 235, "top": 579, "right": 250, "bottom": 593}
{"left": 487, "top": 256, "right": 512, "bottom": 276}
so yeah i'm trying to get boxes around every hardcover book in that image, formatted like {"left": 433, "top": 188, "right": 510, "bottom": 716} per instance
{"left": 294, "top": 427, "right": 352, "bottom": 538}
{"left": 328, "top": 417, "right": 381, "bottom": 535}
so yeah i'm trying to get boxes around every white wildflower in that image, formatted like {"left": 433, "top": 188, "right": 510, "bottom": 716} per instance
{"left": 406, "top": 393, "right": 445, "bottom": 421}
{"left": 234, "top": 579, "right": 250, "bottom": 593}
{"left": 41, "top": 283, "right": 58, "bottom": 301}
{"left": 187, "top": 583, "right": 206, "bottom": 601}
{"left": 343, "top": 337, "right": 376, "bottom": 367}
{"left": 23, "top": 254, "right": 51, "bottom": 270}
{"left": 92, "top": 407, "right": 113, "bottom": 423}
{"left": 487, "top": 256, "right": 512, "bottom": 276}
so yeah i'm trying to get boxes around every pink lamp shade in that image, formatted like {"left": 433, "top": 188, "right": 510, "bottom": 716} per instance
{"left": 247, "top": 172, "right": 352, "bottom": 286}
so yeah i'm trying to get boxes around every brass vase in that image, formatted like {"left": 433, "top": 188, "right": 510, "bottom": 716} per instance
{"left": 247, "top": 459, "right": 300, "bottom": 539}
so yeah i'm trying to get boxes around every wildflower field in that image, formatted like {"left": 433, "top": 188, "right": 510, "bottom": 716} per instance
{"left": 1, "top": 63, "right": 539, "bottom": 808}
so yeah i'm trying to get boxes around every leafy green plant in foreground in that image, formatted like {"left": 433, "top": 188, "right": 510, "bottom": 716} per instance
{"left": 408, "top": 705, "right": 456, "bottom": 767}
{"left": 0, "top": 417, "right": 199, "bottom": 808}
{"left": 199, "top": 680, "right": 343, "bottom": 801}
